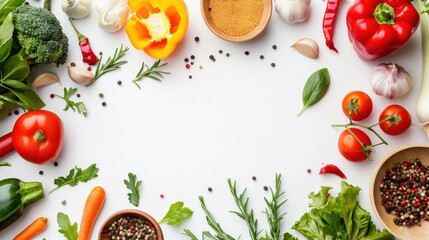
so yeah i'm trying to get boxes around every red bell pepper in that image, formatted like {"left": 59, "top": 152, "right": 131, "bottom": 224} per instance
{"left": 346, "top": 0, "right": 420, "bottom": 61}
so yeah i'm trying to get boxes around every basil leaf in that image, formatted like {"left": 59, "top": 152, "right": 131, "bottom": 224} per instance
{"left": 0, "top": 0, "right": 24, "bottom": 23}
{"left": 0, "top": 13, "right": 13, "bottom": 62}
{"left": 3, "top": 79, "right": 28, "bottom": 89}
{"left": 298, "top": 68, "right": 330, "bottom": 116}
{"left": 7, "top": 88, "right": 45, "bottom": 109}
{"left": 2, "top": 52, "right": 30, "bottom": 81}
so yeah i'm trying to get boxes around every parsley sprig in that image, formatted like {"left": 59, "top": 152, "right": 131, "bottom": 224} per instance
{"left": 93, "top": 45, "right": 129, "bottom": 81}
{"left": 54, "top": 87, "right": 87, "bottom": 117}
{"left": 132, "top": 60, "right": 170, "bottom": 89}
{"left": 50, "top": 164, "right": 99, "bottom": 193}
{"left": 124, "top": 173, "right": 142, "bottom": 207}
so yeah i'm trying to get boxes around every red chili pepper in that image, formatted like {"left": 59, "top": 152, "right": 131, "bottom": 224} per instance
{"left": 0, "top": 133, "right": 14, "bottom": 159}
{"left": 319, "top": 164, "right": 347, "bottom": 179}
{"left": 69, "top": 18, "right": 99, "bottom": 66}
{"left": 322, "top": 0, "right": 340, "bottom": 53}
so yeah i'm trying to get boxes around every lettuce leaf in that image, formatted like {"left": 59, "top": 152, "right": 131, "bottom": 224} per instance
{"left": 292, "top": 181, "right": 394, "bottom": 240}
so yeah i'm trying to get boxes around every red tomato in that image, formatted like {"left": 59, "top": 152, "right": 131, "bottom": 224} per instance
{"left": 342, "top": 91, "right": 373, "bottom": 121}
{"left": 379, "top": 104, "right": 412, "bottom": 135}
{"left": 338, "top": 128, "right": 372, "bottom": 162}
{"left": 12, "top": 110, "right": 63, "bottom": 164}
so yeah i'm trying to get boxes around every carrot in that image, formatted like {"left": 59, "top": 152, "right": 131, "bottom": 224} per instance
{"left": 13, "top": 217, "right": 48, "bottom": 240}
{"left": 78, "top": 186, "right": 106, "bottom": 240}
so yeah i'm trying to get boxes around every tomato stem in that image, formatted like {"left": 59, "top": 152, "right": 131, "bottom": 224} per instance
{"left": 33, "top": 130, "right": 46, "bottom": 142}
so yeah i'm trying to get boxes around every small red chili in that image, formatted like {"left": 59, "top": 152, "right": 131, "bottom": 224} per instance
{"left": 69, "top": 18, "right": 99, "bottom": 66}
{"left": 319, "top": 163, "right": 347, "bottom": 179}
{"left": 322, "top": 0, "right": 340, "bottom": 53}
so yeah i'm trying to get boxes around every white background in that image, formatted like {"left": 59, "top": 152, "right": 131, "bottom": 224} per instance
{"left": 1, "top": 0, "right": 427, "bottom": 239}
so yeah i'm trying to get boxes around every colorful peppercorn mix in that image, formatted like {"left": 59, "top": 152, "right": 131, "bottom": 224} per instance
{"left": 380, "top": 158, "right": 429, "bottom": 227}
{"left": 108, "top": 216, "right": 158, "bottom": 240}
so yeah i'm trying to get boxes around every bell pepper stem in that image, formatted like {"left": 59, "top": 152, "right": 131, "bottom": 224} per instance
{"left": 374, "top": 3, "right": 395, "bottom": 25}
{"left": 18, "top": 181, "right": 45, "bottom": 206}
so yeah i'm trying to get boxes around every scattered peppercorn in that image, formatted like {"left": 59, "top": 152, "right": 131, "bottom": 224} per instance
{"left": 252, "top": 176, "right": 257, "bottom": 181}
{"left": 70, "top": 62, "right": 76, "bottom": 67}
{"left": 245, "top": 51, "right": 249, "bottom": 55}
{"left": 307, "top": 168, "right": 312, "bottom": 173}
{"left": 199, "top": 66, "right": 203, "bottom": 70}
{"left": 195, "top": 36, "right": 200, "bottom": 42}
{"left": 61, "top": 200, "right": 67, "bottom": 205}
{"left": 102, "top": 102, "right": 107, "bottom": 107}
{"left": 7, "top": 112, "right": 12, "bottom": 116}
{"left": 208, "top": 187, "right": 213, "bottom": 192}
{"left": 76, "top": 93, "right": 81, "bottom": 98}
{"left": 263, "top": 186, "right": 268, "bottom": 191}
{"left": 190, "top": 62, "right": 194, "bottom": 65}
{"left": 160, "top": 194, "right": 164, "bottom": 199}
{"left": 50, "top": 94, "right": 55, "bottom": 99}
{"left": 189, "top": 75, "right": 192, "bottom": 79}
{"left": 87, "top": 66, "right": 92, "bottom": 71}
{"left": 271, "top": 63, "right": 276, "bottom": 67}
{"left": 209, "top": 55, "right": 216, "bottom": 62}
{"left": 219, "top": 50, "right": 223, "bottom": 54}
{"left": 380, "top": 158, "right": 429, "bottom": 227}
{"left": 117, "top": 80, "right": 122, "bottom": 86}
{"left": 99, "top": 93, "right": 104, "bottom": 98}
{"left": 190, "top": 55, "right": 195, "bottom": 60}
{"left": 14, "top": 110, "right": 19, "bottom": 115}
{"left": 53, "top": 161, "right": 59, "bottom": 167}
{"left": 184, "top": 58, "right": 189, "bottom": 63}
{"left": 39, "top": 170, "right": 44, "bottom": 175}
{"left": 226, "top": 53, "right": 230, "bottom": 57}
{"left": 272, "top": 45, "right": 277, "bottom": 50}
{"left": 108, "top": 216, "right": 158, "bottom": 240}
{"left": 185, "top": 64, "right": 190, "bottom": 69}
{"left": 259, "top": 55, "right": 264, "bottom": 60}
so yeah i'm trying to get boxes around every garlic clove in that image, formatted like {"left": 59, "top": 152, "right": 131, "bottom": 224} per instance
{"left": 369, "top": 63, "right": 412, "bottom": 99}
{"left": 32, "top": 72, "right": 61, "bottom": 89}
{"left": 62, "top": 0, "right": 91, "bottom": 19}
{"left": 67, "top": 66, "right": 95, "bottom": 86}
{"left": 291, "top": 37, "right": 319, "bottom": 59}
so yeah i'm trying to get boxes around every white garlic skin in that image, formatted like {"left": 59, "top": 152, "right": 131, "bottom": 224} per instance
{"left": 369, "top": 63, "right": 412, "bottom": 99}
{"left": 92, "top": 0, "right": 130, "bottom": 32}
{"left": 274, "top": 0, "right": 311, "bottom": 24}
{"left": 291, "top": 37, "right": 319, "bottom": 59}
{"left": 61, "top": 0, "right": 91, "bottom": 19}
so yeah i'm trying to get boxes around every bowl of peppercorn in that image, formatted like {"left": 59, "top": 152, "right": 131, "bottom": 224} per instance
{"left": 98, "top": 209, "right": 163, "bottom": 240}
{"left": 370, "top": 144, "right": 429, "bottom": 239}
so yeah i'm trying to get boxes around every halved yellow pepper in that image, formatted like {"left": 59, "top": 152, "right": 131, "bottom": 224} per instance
{"left": 126, "top": 0, "right": 188, "bottom": 59}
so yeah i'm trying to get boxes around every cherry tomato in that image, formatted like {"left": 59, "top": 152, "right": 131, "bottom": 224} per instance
{"left": 342, "top": 91, "right": 373, "bottom": 121}
{"left": 338, "top": 128, "right": 372, "bottom": 162}
{"left": 379, "top": 104, "right": 412, "bottom": 135}
{"left": 12, "top": 110, "right": 63, "bottom": 164}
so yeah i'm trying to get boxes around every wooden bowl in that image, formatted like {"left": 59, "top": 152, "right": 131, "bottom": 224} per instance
{"left": 98, "top": 209, "right": 163, "bottom": 240}
{"left": 370, "top": 144, "right": 429, "bottom": 239}
{"left": 200, "top": 0, "right": 272, "bottom": 42}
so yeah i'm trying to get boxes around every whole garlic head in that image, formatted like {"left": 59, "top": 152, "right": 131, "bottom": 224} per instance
{"left": 275, "top": 0, "right": 311, "bottom": 24}
{"left": 370, "top": 63, "right": 412, "bottom": 99}
{"left": 61, "top": 0, "right": 91, "bottom": 19}
{"left": 92, "top": 0, "right": 130, "bottom": 32}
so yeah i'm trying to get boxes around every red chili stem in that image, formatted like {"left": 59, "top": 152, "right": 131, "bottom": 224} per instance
{"left": 323, "top": 0, "right": 340, "bottom": 53}
{"left": 319, "top": 164, "right": 347, "bottom": 179}
{"left": 0, "top": 132, "right": 14, "bottom": 159}
{"left": 69, "top": 18, "right": 99, "bottom": 66}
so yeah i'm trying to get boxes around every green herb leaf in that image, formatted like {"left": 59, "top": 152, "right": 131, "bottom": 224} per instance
{"left": 55, "top": 87, "right": 87, "bottom": 117}
{"left": 57, "top": 212, "right": 78, "bottom": 240}
{"left": 160, "top": 201, "right": 193, "bottom": 225}
{"left": 93, "top": 45, "right": 129, "bottom": 81}
{"left": 50, "top": 164, "right": 99, "bottom": 193}
{"left": 0, "top": 13, "right": 14, "bottom": 62}
{"left": 124, "top": 172, "right": 142, "bottom": 207}
{"left": 283, "top": 233, "right": 298, "bottom": 240}
{"left": 263, "top": 173, "right": 288, "bottom": 240}
{"left": 298, "top": 68, "right": 330, "bottom": 116}
{"left": 132, "top": 60, "right": 170, "bottom": 89}
{"left": 0, "top": 0, "right": 25, "bottom": 22}
{"left": 0, "top": 162, "right": 10, "bottom": 166}
{"left": 2, "top": 51, "right": 30, "bottom": 81}
{"left": 3, "top": 79, "right": 28, "bottom": 89}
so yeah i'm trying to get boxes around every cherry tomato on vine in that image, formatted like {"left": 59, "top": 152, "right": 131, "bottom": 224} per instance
{"left": 12, "top": 110, "right": 63, "bottom": 164}
{"left": 379, "top": 104, "right": 412, "bottom": 135}
{"left": 338, "top": 128, "right": 372, "bottom": 162}
{"left": 342, "top": 91, "right": 373, "bottom": 121}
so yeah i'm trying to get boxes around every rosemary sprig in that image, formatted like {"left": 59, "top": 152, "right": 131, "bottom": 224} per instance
{"left": 228, "top": 178, "right": 260, "bottom": 240}
{"left": 183, "top": 196, "right": 236, "bottom": 240}
{"left": 93, "top": 45, "right": 129, "bottom": 81}
{"left": 132, "top": 60, "right": 170, "bottom": 89}
{"left": 54, "top": 87, "right": 87, "bottom": 117}
{"left": 263, "top": 173, "right": 287, "bottom": 240}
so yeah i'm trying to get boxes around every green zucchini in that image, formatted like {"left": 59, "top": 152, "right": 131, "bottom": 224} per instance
{"left": 0, "top": 178, "right": 44, "bottom": 232}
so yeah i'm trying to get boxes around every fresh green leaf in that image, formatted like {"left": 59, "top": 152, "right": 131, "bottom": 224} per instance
{"left": 57, "top": 212, "right": 78, "bottom": 240}
{"left": 263, "top": 173, "right": 288, "bottom": 240}
{"left": 6, "top": 88, "right": 45, "bottom": 109}
{"left": 297, "top": 68, "right": 330, "bottom": 116}
{"left": 54, "top": 87, "right": 87, "bottom": 117}
{"left": 0, "top": 162, "right": 10, "bottom": 166}
{"left": 0, "top": 0, "right": 25, "bottom": 23}
{"left": 124, "top": 172, "right": 142, "bottom": 207}
{"left": 182, "top": 229, "right": 199, "bottom": 240}
{"left": 93, "top": 45, "right": 128, "bottom": 82}
{"left": 0, "top": 13, "right": 13, "bottom": 62}
{"left": 160, "top": 201, "right": 193, "bottom": 225}
{"left": 283, "top": 233, "right": 298, "bottom": 240}
{"left": 132, "top": 60, "right": 170, "bottom": 89}
{"left": 2, "top": 52, "right": 30, "bottom": 81}
{"left": 50, "top": 164, "right": 99, "bottom": 193}
{"left": 3, "top": 79, "right": 28, "bottom": 89}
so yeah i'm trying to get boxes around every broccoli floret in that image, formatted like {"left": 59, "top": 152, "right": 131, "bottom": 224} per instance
{"left": 12, "top": 4, "right": 68, "bottom": 66}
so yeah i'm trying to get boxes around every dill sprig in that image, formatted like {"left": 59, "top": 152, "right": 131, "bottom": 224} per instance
{"left": 132, "top": 60, "right": 169, "bottom": 89}
{"left": 93, "top": 45, "right": 129, "bottom": 81}
{"left": 263, "top": 173, "right": 287, "bottom": 240}
{"left": 183, "top": 196, "right": 236, "bottom": 240}
{"left": 228, "top": 178, "right": 261, "bottom": 240}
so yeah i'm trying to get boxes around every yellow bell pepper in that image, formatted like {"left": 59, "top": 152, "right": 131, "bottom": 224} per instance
{"left": 126, "top": 0, "right": 189, "bottom": 59}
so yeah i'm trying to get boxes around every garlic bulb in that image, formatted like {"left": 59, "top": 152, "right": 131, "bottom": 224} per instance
{"left": 92, "top": 0, "right": 130, "bottom": 32}
{"left": 291, "top": 37, "right": 319, "bottom": 59}
{"left": 369, "top": 63, "right": 412, "bottom": 99}
{"left": 61, "top": 0, "right": 91, "bottom": 19}
{"left": 274, "top": 0, "right": 311, "bottom": 24}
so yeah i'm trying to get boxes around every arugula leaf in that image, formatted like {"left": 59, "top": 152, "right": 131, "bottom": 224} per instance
{"left": 160, "top": 201, "right": 193, "bottom": 225}
{"left": 57, "top": 212, "right": 78, "bottom": 240}
{"left": 124, "top": 172, "right": 142, "bottom": 207}
{"left": 54, "top": 87, "right": 87, "bottom": 117}
{"left": 50, "top": 164, "right": 99, "bottom": 193}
